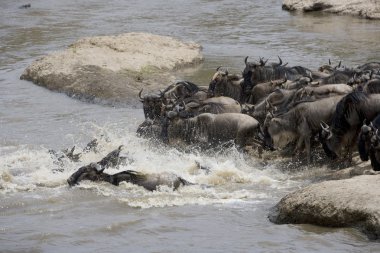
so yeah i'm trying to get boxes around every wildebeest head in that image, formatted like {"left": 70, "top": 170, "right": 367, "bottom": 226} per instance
{"left": 358, "top": 119, "right": 375, "bottom": 161}
{"left": 242, "top": 56, "right": 263, "bottom": 90}
{"left": 139, "top": 89, "right": 164, "bottom": 120}
{"left": 67, "top": 163, "right": 104, "bottom": 186}
{"left": 319, "top": 121, "right": 338, "bottom": 159}
{"left": 208, "top": 66, "right": 229, "bottom": 97}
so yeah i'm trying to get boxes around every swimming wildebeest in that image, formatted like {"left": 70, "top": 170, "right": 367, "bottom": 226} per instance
{"left": 67, "top": 147, "right": 193, "bottom": 191}
{"left": 67, "top": 165, "right": 192, "bottom": 191}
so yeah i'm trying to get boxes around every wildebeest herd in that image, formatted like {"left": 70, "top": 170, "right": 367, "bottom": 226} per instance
{"left": 137, "top": 57, "right": 380, "bottom": 169}
{"left": 66, "top": 57, "right": 380, "bottom": 191}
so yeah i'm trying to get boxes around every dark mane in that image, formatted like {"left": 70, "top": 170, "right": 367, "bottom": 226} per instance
{"left": 331, "top": 91, "right": 368, "bottom": 137}
{"left": 227, "top": 74, "right": 242, "bottom": 82}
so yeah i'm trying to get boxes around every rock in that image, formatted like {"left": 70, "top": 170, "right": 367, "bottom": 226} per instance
{"left": 282, "top": 0, "right": 380, "bottom": 19}
{"left": 20, "top": 33, "right": 203, "bottom": 105}
{"left": 269, "top": 174, "right": 380, "bottom": 240}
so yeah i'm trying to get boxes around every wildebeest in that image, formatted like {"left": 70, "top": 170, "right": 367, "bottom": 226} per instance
{"left": 137, "top": 119, "right": 162, "bottom": 139}
{"left": 356, "top": 62, "right": 380, "bottom": 72}
{"left": 67, "top": 147, "right": 193, "bottom": 190}
{"left": 248, "top": 78, "right": 287, "bottom": 105}
{"left": 369, "top": 129, "right": 380, "bottom": 171}
{"left": 358, "top": 116, "right": 380, "bottom": 162}
{"left": 320, "top": 92, "right": 380, "bottom": 160}
{"left": 242, "top": 56, "right": 312, "bottom": 91}
{"left": 251, "top": 89, "right": 297, "bottom": 124}
{"left": 318, "top": 60, "right": 342, "bottom": 74}
{"left": 163, "top": 112, "right": 259, "bottom": 148}
{"left": 208, "top": 67, "right": 244, "bottom": 102}
{"left": 316, "top": 69, "right": 356, "bottom": 85}
{"left": 281, "top": 76, "right": 313, "bottom": 90}
{"left": 67, "top": 164, "right": 192, "bottom": 191}
{"left": 174, "top": 96, "right": 242, "bottom": 118}
{"left": 163, "top": 81, "right": 207, "bottom": 101}
{"left": 293, "top": 84, "right": 352, "bottom": 101}
{"left": 139, "top": 89, "right": 163, "bottom": 120}
{"left": 363, "top": 78, "right": 380, "bottom": 94}
{"left": 264, "top": 96, "right": 343, "bottom": 163}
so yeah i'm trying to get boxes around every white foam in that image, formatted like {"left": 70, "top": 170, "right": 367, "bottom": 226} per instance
{"left": 0, "top": 123, "right": 301, "bottom": 208}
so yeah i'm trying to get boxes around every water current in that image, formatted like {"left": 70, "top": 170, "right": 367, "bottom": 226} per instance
{"left": 1, "top": 0, "right": 380, "bottom": 252}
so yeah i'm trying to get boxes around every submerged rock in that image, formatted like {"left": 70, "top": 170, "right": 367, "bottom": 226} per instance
{"left": 269, "top": 174, "right": 380, "bottom": 240}
{"left": 282, "top": 0, "right": 380, "bottom": 19}
{"left": 20, "top": 32, "right": 203, "bottom": 105}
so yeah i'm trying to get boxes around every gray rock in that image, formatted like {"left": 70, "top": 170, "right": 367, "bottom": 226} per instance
{"left": 269, "top": 174, "right": 380, "bottom": 239}
{"left": 20, "top": 33, "right": 203, "bottom": 106}
{"left": 282, "top": 0, "right": 380, "bottom": 19}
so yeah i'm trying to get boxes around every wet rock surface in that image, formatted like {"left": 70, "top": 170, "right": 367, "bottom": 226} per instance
{"left": 269, "top": 172, "right": 380, "bottom": 240}
{"left": 282, "top": 0, "right": 380, "bottom": 19}
{"left": 20, "top": 32, "right": 203, "bottom": 106}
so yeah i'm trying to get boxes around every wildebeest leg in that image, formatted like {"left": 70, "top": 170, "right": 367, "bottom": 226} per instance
{"left": 176, "top": 177, "right": 195, "bottom": 190}
{"left": 305, "top": 137, "right": 311, "bottom": 164}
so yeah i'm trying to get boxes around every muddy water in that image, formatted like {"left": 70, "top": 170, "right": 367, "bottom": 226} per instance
{"left": 1, "top": 0, "right": 380, "bottom": 252}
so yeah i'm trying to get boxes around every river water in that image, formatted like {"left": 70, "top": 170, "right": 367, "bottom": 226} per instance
{"left": 1, "top": 0, "right": 380, "bottom": 252}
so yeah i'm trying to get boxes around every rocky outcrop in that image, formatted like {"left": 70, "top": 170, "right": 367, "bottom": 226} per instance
{"left": 282, "top": 0, "right": 380, "bottom": 19}
{"left": 269, "top": 174, "right": 380, "bottom": 240}
{"left": 20, "top": 33, "right": 203, "bottom": 105}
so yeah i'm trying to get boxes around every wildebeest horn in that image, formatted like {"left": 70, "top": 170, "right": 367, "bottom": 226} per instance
{"left": 277, "top": 56, "right": 282, "bottom": 66}
{"left": 138, "top": 88, "right": 144, "bottom": 101}
{"left": 370, "top": 70, "right": 374, "bottom": 80}
{"left": 245, "top": 56, "right": 248, "bottom": 65}
{"left": 320, "top": 121, "right": 329, "bottom": 130}
{"left": 329, "top": 59, "right": 331, "bottom": 65}
{"left": 216, "top": 66, "right": 222, "bottom": 71}
{"left": 338, "top": 61, "right": 342, "bottom": 68}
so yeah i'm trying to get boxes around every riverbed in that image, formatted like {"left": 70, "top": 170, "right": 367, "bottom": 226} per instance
{"left": 1, "top": 0, "right": 380, "bottom": 252}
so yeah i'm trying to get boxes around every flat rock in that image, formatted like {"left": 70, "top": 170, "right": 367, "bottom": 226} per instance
{"left": 269, "top": 174, "right": 380, "bottom": 239}
{"left": 282, "top": 0, "right": 380, "bottom": 19}
{"left": 20, "top": 32, "right": 203, "bottom": 105}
